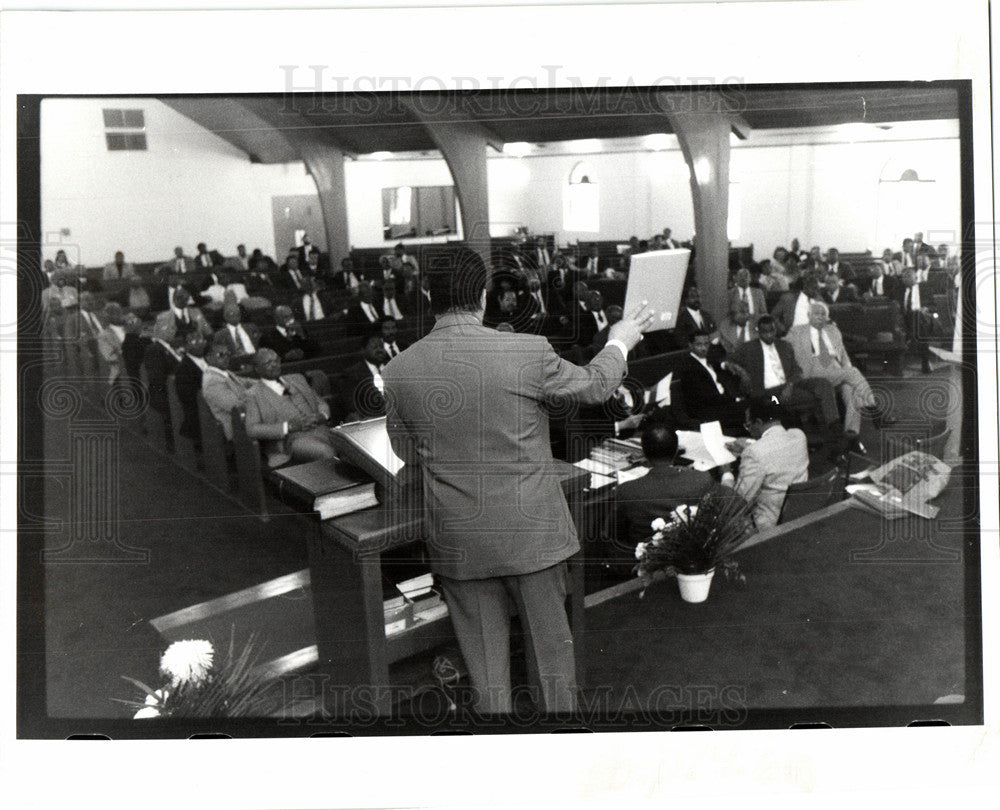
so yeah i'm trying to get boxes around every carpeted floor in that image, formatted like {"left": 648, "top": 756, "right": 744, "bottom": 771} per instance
{"left": 38, "top": 353, "right": 970, "bottom": 722}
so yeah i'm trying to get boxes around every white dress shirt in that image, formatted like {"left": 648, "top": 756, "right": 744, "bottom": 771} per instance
{"left": 686, "top": 307, "right": 705, "bottom": 328}
{"left": 365, "top": 360, "right": 385, "bottom": 395}
{"left": 383, "top": 298, "right": 404, "bottom": 321}
{"left": 809, "top": 326, "right": 838, "bottom": 362}
{"left": 761, "top": 341, "right": 786, "bottom": 389}
{"left": 261, "top": 377, "right": 287, "bottom": 397}
{"left": 904, "top": 283, "right": 921, "bottom": 311}
{"left": 83, "top": 310, "right": 104, "bottom": 334}
{"left": 383, "top": 340, "right": 401, "bottom": 358}
{"left": 690, "top": 353, "right": 725, "bottom": 394}
{"left": 360, "top": 301, "right": 379, "bottom": 323}
{"left": 302, "top": 292, "right": 325, "bottom": 321}
{"left": 531, "top": 290, "right": 546, "bottom": 314}
{"left": 229, "top": 324, "right": 255, "bottom": 354}
{"left": 792, "top": 293, "right": 812, "bottom": 327}
{"left": 737, "top": 286, "right": 755, "bottom": 314}
{"left": 873, "top": 275, "right": 884, "bottom": 296}
{"left": 592, "top": 309, "right": 609, "bottom": 331}
{"left": 188, "top": 354, "right": 208, "bottom": 373}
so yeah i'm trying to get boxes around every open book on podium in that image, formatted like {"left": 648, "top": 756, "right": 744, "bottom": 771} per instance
{"left": 270, "top": 417, "right": 406, "bottom": 520}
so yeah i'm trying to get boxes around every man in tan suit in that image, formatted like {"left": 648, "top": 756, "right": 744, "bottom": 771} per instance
{"left": 200, "top": 342, "right": 253, "bottom": 441}
{"left": 734, "top": 397, "right": 810, "bottom": 529}
{"left": 785, "top": 301, "right": 877, "bottom": 434}
{"left": 243, "top": 348, "right": 335, "bottom": 467}
{"left": 383, "top": 257, "right": 652, "bottom": 715}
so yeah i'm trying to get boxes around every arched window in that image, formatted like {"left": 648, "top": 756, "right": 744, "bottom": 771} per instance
{"left": 564, "top": 161, "right": 599, "bottom": 232}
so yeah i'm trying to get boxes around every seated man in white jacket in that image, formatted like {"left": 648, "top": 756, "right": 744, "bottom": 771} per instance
{"left": 734, "top": 396, "right": 809, "bottom": 530}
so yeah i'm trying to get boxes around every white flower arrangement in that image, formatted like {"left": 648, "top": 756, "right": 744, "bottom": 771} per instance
{"left": 117, "top": 631, "right": 275, "bottom": 719}
{"left": 159, "top": 639, "right": 214, "bottom": 687}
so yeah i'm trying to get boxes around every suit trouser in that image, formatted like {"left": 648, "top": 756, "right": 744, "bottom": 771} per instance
{"left": 439, "top": 562, "right": 576, "bottom": 715}
{"left": 810, "top": 364, "right": 874, "bottom": 433}
{"left": 904, "top": 309, "right": 933, "bottom": 363}
{"left": 767, "top": 378, "right": 840, "bottom": 426}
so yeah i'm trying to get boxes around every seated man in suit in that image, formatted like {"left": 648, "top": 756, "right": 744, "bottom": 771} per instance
{"left": 260, "top": 305, "right": 320, "bottom": 362}
{"left": 393, "top": 242, "right": 419, "bottom": 276}
{"left": 102, "top": 251, "right": 135, "bottom": 281}
{"left": 785, "top": 302, "right": 885, "bottom": 435}
{"left": 677, "top": 329, "right": 747, "bottom": 435}
{"left": 897, "top": 268, "right": 935, "bottom": 374}
{"left": 175, "top": 330, "right": 209, "bottom": 452}
{"left": 772, "top": 272, "right": 823, "bottom": 336}
{"left": 144, "top": 320, "right": 185, "bottom": 450}
{"left": 575, "top": 290, "right": 610, "bottom": 349}
{"left": 721, "top": 269, "right": 765, "bottom": 352}
{"left": 728, "top": 315, "right": 841, "bottom": 440}
{"left": 824, "top": 248, "right": 855, "bottom": 286}
{"left": 214, "top": 302, "right": 260, "bottom": 374}
{"left": 157, "top": 246, "right": 195, "bottom": 278}
{"left": 154, "top": 287, "right": 213, "bottom": 343}
{"left": 96, "top": 303, "right": 129, "bottom": 385}
{"left": 732, "top": 396, "right": 810, "bottom": 530}
{"left": 614, "top": 422, "right": 716, "bottom": 552}
{"left": 348, "top": 281, "right": 384, "bottom": 332}
{"left": 342, "top": 336, "right": 390, "bottom": 421}
{"left": 243, "top": 348, "right": 336, "bottom": 467}
{"left": 859, "top": 262, "right": 900, "bottom": 299}
{"left": 821, "top": 271, "right": 858, "bottom": 304}
{"left": 590, "top": 304, "right": 650, "bottom": 358}
{"left": 672, "top": 285, "right": 721, "bottom": 349}
{"left": 378, "top": 279, "right": 407, "bottom": 322}
{"left": 330, "top": 256, "right": 362, "bottom": 291}
{"left": 299, "top": 276, "right": 329, "bottom": 322}
{"left": 380, "top": 317, "right": 409, "bottom": 359}
{"left": 278, "top": 252, "right": 308, "bottom": 291}
{"left": 201, "top": 340, "right": 254, "bottom": 441}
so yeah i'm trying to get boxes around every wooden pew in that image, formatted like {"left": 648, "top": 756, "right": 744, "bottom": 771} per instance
{"left": 231, "top": 406, "right": 269, "bottom": 521}
{"left": 197, "top": 390, "right": 231, "bottom": 492}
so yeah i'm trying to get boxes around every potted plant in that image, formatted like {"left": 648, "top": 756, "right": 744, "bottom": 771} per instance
{"left": 634, "top": 487, "right": 754, "bottom": 603}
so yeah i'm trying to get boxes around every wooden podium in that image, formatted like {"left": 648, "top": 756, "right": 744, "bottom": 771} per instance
{"left": 306, "top": 461, "right": 590, "bottom": 716}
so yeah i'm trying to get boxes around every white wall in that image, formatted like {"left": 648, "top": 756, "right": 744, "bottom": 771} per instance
{"left": 40, "top": 98, "right": 961, "bottom": 264}
{"left": 41, "top": 98, "right": 317, "bottom": 265}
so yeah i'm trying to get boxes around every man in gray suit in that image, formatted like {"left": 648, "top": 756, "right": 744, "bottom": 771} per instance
{"left": 785, "top": 301, "right": 879, "bottom": 435}
{"left": 244, "top": 348, "right": 335, "bottom": 467}
{"left": 734, "top": 397, "right": 809, "bottom": 529}
{"left": 383, "top": 260, "right": 652, "bottom": 715}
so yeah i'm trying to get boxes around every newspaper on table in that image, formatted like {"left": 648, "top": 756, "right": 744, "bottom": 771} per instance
{"left": 676, "top": 421, "right": 738, "bottom": 471}
{"left": 848, "top": 450, "right": 951, "bottom": 519}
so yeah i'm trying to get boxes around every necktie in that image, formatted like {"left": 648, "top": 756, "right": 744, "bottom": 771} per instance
{"left": 309, "top": 295, "right": 315, "bottom": 321}
{"left": 177, "top": 258, "right": 184, "bottom": 273}
{"left": 818, "top": 331, "right": 833, "bottom": 367}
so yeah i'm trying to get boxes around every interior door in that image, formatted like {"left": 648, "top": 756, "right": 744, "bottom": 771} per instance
{"left": 271, "top": 195, "right": 327, "bottom": 260}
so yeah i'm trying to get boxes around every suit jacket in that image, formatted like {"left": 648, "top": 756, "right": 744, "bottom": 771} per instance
{"left": 260, "top": 325, "right": 320, "bottom": 361}
{"left": 785, "top": 323, "right": 853, "bottom": 378}
{"left": 735, "top": 424, "right": 809, "bottom": 529}
{"left": 214, "top": 323, "right": 260, "bottom": 360}
{"left": 729, "top": 338, "right": 802, "bottom": 398}
{"left": 342, "top": 360, "right": 387, "bottom": 421}
{"left": 727, "top": 286, "right": 767, "bottom": 322}
{"left": 121, "top": 333, "right": 147, "bottom": 381}
{"left": 858, "top": 273, "right": 901, "bottom": 299}
{"left": 673, "top": 306, "right": 717, "bottom": 347}
{"left": 575, "top": 308, "right": 610, "bottom": 348}
{"left": 67, "top": 309, "right": 105, "bottom": 342}
{"left": 96, "top": 327, "right": 124, "bottom": 383}
{"left": 825, "top": 261, "right": 855, "bottom": 284}
{"left": 102, "top": 262, "right": 135, "bottom": 281}
{"left": 771, "top": 291, "right": 813, "bottom": 335}
{"left": 157, "top": 256, "right": 197, "bottom": 277}
{"left": 153, "top": 306, "right": 212, "bottom": 341}
{"left": 174, "top": 355, "right": 204, "bottom": 440}
{"left": 201, "top": 367, "right": 252, "bottom": 441}
{"left": 616, "top": 465, "right": 716, "bottom": 546}
{"left": 244, "top": 374, "right": 332, "bottom": 467}
{"left": 143, "top": 340, "right": 181, "bottom": 414}
{"left": 383, "top": 312, "right": 628, "bottom": 580}
{"left": 676, "top": 353, "right": 740, "bottom": 422}
{"left": 347, "top": 300, "right": 384, "bottom": 332}
{"left": 823, "top": 285, "right": 858, "bottom": 304}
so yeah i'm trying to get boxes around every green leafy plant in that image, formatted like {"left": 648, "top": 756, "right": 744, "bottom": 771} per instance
{"left": 115, "top": 629, "right": 278, "bottom": 718}
{"left": 634, "top": 487, "right": 754, "bottom": 589}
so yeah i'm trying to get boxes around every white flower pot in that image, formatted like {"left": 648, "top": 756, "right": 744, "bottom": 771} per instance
{"left": 677, "top": 569, "right": 715, "bottom": 603}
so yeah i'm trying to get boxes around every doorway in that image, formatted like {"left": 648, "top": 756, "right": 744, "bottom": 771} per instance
{"left": 271, "top": 195, "right": 327, "bottom": 260}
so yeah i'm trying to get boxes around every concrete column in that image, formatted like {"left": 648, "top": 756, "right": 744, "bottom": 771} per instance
{"left": 662, "top": 97, "right": 735, "bottom": 324}
{"left": 403, "top": 103, "right": 492, "bottom": 270}
{"left": 290, "top": 137, "right": 351, "bottom": 265}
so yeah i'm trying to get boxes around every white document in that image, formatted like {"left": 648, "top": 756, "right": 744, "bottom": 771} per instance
{"left": 588, "top": 473, "right": 616, "bottom": 490}
{"left": 700, "top": 420, "right": 738, "bottom": 467}
{"left": 575, "top": 458, "right": 617, "bottom": 476}
{"left": 622, "top": 249, "right": 690, "bottom": 331}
